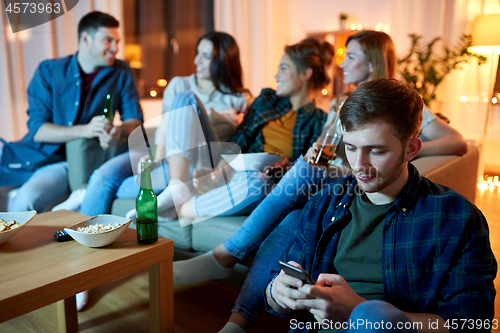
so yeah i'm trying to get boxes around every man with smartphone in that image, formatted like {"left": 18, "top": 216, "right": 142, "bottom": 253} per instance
{"left": 265, "top": 79, "right": 496, "bottom": 332}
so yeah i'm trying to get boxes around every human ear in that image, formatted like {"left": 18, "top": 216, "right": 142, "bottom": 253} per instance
{"left": 80, "top": 31, "right": 91, "bottom": 48}
{"left": 404, "top": 137, "right": 422, "bottom": 161}
{"left": 301, "top": 68, "right": 313, "bottom": 81}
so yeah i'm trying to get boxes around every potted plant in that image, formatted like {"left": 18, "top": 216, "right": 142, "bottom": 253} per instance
{"left": 339, "top": 13, "right": 348, "bottom": 30}
{"left": 398, "top": 34, "right": 487, "bottom": 106}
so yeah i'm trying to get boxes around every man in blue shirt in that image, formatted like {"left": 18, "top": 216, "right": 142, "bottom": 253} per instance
{"left": 0, "top": 11, "right": 143, "bottom": 212}
{"left": 265, "top": 79, "right": 496, "bottom": 332}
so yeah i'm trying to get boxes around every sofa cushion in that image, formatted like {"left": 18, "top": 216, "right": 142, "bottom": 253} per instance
{"left": 66, "top": 138, "right": 128, "bottom": 191}
{"left": 411, "top": 144, "right": 478, "bottom": 203}
{"left": 191, "top": 216, "right": 248, "bottom": 253}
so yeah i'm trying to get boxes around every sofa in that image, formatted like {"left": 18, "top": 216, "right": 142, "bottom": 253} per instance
{"left": 66, "top": 138, "right": 479, "bottom": 276}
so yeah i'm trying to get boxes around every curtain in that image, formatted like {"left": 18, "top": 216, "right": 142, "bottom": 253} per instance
{"left": 214, "top": 0, "right": 499, "bottom": 140}
{"left": 0, "top": 0, "right": 124, "bottom": 142}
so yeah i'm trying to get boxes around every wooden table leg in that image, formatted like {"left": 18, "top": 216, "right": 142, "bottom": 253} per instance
{"left": 149, "top": 258, "right": 174, "bottom": 333}
{"left": 56, "top": 295, "right": 78, "bottom": 333}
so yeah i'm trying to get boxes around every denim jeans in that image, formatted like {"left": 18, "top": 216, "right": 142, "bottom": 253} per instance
{"left": 233, "top": 208, "right": 302, "bottom": 323}
{"left": 8, "top": 161, "right": 69, "bottom": 212}
{"left": 343, "top": 300, "right": 419, "bottom": 332}
{"left": 227, "top": 159, "right": 345, "bottom": 323}
{"left": 316, "top": 300, "right": 418, "bottom": 333}
{"left": 223, "top": 158, "right": 341, "bottom": 260}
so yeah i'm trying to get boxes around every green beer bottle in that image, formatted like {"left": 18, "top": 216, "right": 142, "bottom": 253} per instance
{"left": 136, "top": 161, "right": 158, "bottom": 244}
{"left": 101, "top": 93, "right": 114, "bottom": 122}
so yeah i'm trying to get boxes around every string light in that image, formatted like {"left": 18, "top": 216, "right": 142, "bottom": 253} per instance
{"left": 157, "top": 79, "right": 167, "bottom": 87}
{"left": 321, "top": 89, "right": 328, "bottom": 96}
{"left": 478, "top": 175, "right": 500, "bottom": 191}
{"left": 150, "top": 89, "right": 158, "bottom": 97}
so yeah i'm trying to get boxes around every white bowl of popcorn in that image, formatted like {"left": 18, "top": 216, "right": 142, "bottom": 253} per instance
{"left": 0, "top": 211, "right": 37, "bottom": 245}
{"left": 64, "top": 214, "right": 132, "bottom": 248}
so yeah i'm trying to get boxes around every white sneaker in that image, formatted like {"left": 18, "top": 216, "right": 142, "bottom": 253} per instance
{"left": 76, "top": 290, "right": 89, "bottom": 311}
{"left": 52, "top": 188, "right": 87, "bottom": 212}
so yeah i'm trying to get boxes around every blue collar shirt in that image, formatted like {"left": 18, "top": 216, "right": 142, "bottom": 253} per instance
{"left": 1, "top": 53, "right": 143, "bottom": 171}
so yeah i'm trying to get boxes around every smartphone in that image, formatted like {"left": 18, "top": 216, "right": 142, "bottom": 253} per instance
{"left": 279, "top": 260, "right": 315, "bottom": 285}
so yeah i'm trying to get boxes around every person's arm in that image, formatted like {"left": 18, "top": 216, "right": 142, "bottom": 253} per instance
{"left": 33, "top": 116, "right": 111, "bottom": 143}
{"left": 298, "top": 274, "right": 448, "bottom": 333}
{"left": 417, "top": 116, "right": 468, "bottom": 157}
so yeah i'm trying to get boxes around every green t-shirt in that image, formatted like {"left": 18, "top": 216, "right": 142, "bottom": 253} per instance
{"left": 333, "top": 194, "right": 392, "bottom": 301}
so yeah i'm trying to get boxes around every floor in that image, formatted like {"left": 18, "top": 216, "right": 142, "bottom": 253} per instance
{"left": 1, "top": 185, "right": 499, "bottom": 332}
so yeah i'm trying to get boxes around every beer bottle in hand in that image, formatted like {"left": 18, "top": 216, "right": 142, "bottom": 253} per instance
{"left": 101, "top": 93, "right": 114, "bottom": 122}
{"left": 136, "top": 161, "right": 158, "bottom": 244}
{"left": 313, "top": 97, "right": 344, "bottom": 169}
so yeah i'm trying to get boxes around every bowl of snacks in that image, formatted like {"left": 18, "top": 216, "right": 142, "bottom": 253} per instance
{"left": 0, "top": 211, "right": 37, "bottom": 245}
{"left": 64, "top": 214, "right": 132, "bottom": 248}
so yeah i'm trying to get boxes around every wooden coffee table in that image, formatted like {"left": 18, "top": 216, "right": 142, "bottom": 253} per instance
{"left": 0, "top": 210, "right": 174, "bottom": 333}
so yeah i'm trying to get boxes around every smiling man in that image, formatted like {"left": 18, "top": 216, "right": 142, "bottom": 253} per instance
{"left": 0, "top": 11, "right": 143, "bottom": 213}
{"left": 265, "top": 79, "right": 496, "bottom": 333}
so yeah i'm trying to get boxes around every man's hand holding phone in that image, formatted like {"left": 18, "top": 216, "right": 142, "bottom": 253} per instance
{"left": 270, "top": 261, "right": 366, "bottom": 323}
{"left": 268, "top": 261, "right": 315, "bottom": 313}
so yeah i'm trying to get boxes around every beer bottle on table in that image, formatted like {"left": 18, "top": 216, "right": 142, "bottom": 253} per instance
{"left": 136, "top": 161, "right": 158, "bottom": 244}
{"left": 101, "top": 93, "right": 114, "bottom": 122}
{"left": 313, "top": 96, "right": 345, "bottom": 169}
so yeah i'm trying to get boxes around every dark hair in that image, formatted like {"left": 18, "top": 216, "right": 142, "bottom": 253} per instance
{"left": 346, "top": 31, "right": 397, "bottom": 79}
{"left": 284, "top": 37, "right": 334, "bottom": 90}
{"left": 340, "top": 78, "right": 423, "bottom": 143}
{"left": 198, "top": 31, "right": 248, "bottom": 95}
{"left": 78, "top": 11, "right": 119, "bottom": 40}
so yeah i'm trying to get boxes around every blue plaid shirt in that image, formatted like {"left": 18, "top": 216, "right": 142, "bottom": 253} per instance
{"left": 229, "top": 88, "right": 326, "bottom": 161}
{"left": 266, "top": 163, "right": 496, "bottom": 332}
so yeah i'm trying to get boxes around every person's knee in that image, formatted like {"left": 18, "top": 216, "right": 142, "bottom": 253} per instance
{"left": 246, "top": 173, "right": 271, "bottom": 201}
{"left": 10, "top": 187, "right": 46, "bottom": 212}
{"left": 349, "top": 300, "right": 415, "bottom": 331}
{"left": 88, "top": 165, "right": 121, "bottom": 191}
{"left": 351, "top": 300, "right": 392, "bottom": 318}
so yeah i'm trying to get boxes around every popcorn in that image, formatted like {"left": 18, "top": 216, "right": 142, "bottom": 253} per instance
{"left": 0, "top": 219, "right": 20, "bottom": 232}
{"left": 76, "top": 222, "right": 121, "bottom": 233}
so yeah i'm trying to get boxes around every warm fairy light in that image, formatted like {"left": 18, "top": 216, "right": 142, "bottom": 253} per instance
{"left": 478, "top": 175, "right": 500, "bottom": 191}
{"left": 357, "top": 24, "right": 362, "bottom": 30}
{"left": 337, "top": 48, "right": 344, "bottom": 55}
{"left": 350, "top": 23, "right": 357, "bottom": 30}
{"left": 325, "top": 26, "right": 332, "bottom": 32}
{"left": 460, "top": 96, "right": 468, "bottom": 102}
{"left": 493, "top": 97, "right": 498, "bottom": 104}
{"left": 149, "top": 89, "right": 158, "bottom": 97}
{"left": 336, "top": 57, "right": 343, "bottom": 64}
{"left": 157, "top": 79, "right": 167, "bottom": 87}
{"left": 322, "top": 89, "right": 328, "bottom": 95}
{"left": 375, "top": 23, "right": 383, "bottom": 31}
